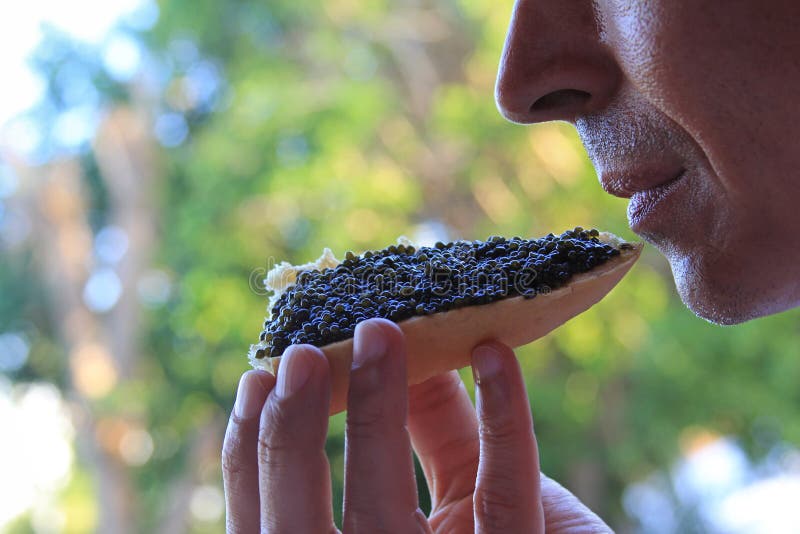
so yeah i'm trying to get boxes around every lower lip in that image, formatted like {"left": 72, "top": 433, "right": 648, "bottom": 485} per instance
{"left": 627, "top": 170, "right": 687, "bottom": 231}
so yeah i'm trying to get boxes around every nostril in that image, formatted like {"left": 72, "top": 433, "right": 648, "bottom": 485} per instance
{"left": 530, "top": 89, "right": 591, "bottom": 113}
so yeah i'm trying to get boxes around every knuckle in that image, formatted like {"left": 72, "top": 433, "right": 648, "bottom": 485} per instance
{"left": 221, "top": 444, "right": 245, "bottom": 481}
{"left": 256, "top": 431, "right": 293, "bottom": 463}
{"left": 343, "top": 506, "right": 427, "bottom": 534}
{"left": 478, "top": 413, "right": 523, "bottom": 446}
{"left": 540, "top": 476, "right": 612, "bottom": 533}
{"left": 221, "top": 422, "right": 248, "bottom": 479}
{"left": 429, "top": 432, "right": 477, "bottom": 460}
{"left": 256, "top": 402, "right": 297, "bottom": 462}
{"left": 257, "top": 396, "right": 329, "bottom": 467}
{"left": 474, "top": 484, "right": 524, "bottom": 531}
{"left": 343, "top": 505, "right": 383, "bottom": 531}
{"left": 408, "top": 372, "right": 463, "bottom": 416}
{"left": 427, "top": 434, "right": 479, "bottom": 481}
{"left": 347, "top": 364, "right": 383, "bottom": 399}
{"left": 347, "top": 378, "right": 407, "bottom": 438}
{"left": 345, "top": 403, "right": 392, "bottom": 439}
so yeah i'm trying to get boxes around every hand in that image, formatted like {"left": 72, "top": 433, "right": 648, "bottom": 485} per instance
{"left": 222, "top": 318, "right": 611, "bottom": 533}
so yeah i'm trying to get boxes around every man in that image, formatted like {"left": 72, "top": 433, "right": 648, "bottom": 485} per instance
{"left": 222, "top": 1, "right": 800, "bottom": 532}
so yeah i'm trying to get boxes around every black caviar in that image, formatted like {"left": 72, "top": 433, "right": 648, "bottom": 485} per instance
{"left": 256, "top": 228, "right": 622, "bottom": 358}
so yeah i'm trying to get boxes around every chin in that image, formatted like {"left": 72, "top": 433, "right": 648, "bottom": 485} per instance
{"left": 675, "top": 278, "right": 755, "bottom": 326}
{"left": 669, "top": 253, "right": 798, "bottom": 326}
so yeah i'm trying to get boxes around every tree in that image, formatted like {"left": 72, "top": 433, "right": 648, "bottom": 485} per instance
{"left": 2, "top": 0, "right": 799, "bottom": 531}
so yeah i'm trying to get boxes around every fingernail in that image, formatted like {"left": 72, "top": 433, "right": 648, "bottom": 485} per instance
{"left": 353, "top": 321, "right": 387, "bottom": 368}
{"left": 234, "top": 371, "right": 268, "bottom": 419}
{"left": 276, "top": 349, "right": 313, "bottom": 398}
{"left": 472, "top": 344, "right": 503, "bottom": 386}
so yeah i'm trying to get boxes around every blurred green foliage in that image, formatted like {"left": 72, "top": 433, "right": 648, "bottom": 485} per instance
{"left": 2, "top": 0, "right": 799, "bottom": 531}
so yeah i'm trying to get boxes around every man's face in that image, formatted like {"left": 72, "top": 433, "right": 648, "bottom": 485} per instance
{"left": 495, "top": 0, "right": 800, "bottom": 324}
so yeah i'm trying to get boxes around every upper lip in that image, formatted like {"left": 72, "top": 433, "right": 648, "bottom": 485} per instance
{"left": 599, "top": 166, "right": 685, "bottom": 199}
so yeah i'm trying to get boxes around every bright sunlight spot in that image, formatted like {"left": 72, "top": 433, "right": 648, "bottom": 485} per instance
{"left": 0, "top": 380, "right": 74, "bottom": 526}
{"left": 0, "top": 0, "right": 155, "bottom": 127}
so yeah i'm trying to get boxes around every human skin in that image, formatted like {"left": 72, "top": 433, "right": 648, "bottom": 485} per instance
{"left": 495, "top": 0, "right": 800, "bottom": 325}
{"left": 222, "top": 1, "right": 800, "bottom": 531}
{"left": 222, "top": 319, "right": 609, "bottom": 532}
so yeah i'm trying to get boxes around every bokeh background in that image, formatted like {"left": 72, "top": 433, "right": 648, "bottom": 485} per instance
{"left": 2, "top": 0, "right": 800, "bottom": 532}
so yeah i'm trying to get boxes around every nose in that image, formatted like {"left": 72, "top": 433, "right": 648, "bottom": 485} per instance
{"left": 495, "top": 0, "right": 621, "bottom": 124}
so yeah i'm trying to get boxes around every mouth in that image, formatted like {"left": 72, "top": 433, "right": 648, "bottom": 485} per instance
{"left": 626, "top": 169, "right": 687, "bottom": 231}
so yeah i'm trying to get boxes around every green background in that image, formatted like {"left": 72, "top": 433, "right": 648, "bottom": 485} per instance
{"left": 2, "top": 0, "right": 799, "bottom": 531}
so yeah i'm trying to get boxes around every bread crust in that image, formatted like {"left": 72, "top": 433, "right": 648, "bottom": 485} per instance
{"left": 253, "top": 237, "right": 642, "bottom": 415}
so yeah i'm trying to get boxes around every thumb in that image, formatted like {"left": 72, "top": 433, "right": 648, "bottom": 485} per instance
{"left": 540, "top": 474, "right": 612, "bottom": 533}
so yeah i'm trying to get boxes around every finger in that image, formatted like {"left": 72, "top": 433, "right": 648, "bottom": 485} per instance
{"left": 540, "top": 474, "right": 611, "bottom": 533}
{"left": 407, "top": 371, "right": 479, "bottom": 512}
{"left": 258, "top": 345, "right": 336, "bottom": 533}
{"left": 472, "top": 342, "right": 545, "bottom": 534}
{"left": 222, "top": 370, "right": 275, "bottom": 534}
{"left": 343, "top": 319, "right": 427, "bottom": 533}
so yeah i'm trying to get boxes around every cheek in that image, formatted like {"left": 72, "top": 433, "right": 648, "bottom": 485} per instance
{"left": 602, "top": 1, "right": 710, "bottom": 114}
{"left": 602, "top": 1, "right": 794, "bottom": 215}
{"left": 597, "top": 0, "right": 800, "bottom": 321}
{"left": 603, "top": 0, "right": 799, "bottom": 191}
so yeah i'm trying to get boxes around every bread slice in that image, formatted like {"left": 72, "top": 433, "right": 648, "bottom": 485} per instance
{"left": 251, "top": 232, "right": 641, "bottom": 414}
